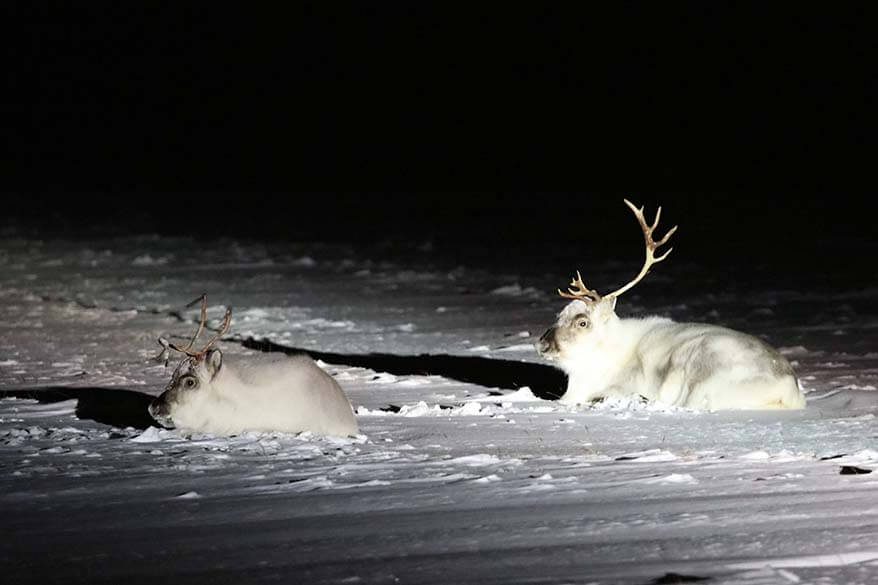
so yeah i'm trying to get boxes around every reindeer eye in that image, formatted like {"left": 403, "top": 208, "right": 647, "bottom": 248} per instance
{"left": 182, "top": 376, "right": 197, "bottom": 389}
{"left": 577, "top": 319, "right": 589, "bottom": 328}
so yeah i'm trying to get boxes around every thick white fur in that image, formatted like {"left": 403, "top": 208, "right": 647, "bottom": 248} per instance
{"left": 538, "top": 299, "right": 805, "bottom": 410}
{"left": 151, "top": 351, "right": 358, "bottom": 436}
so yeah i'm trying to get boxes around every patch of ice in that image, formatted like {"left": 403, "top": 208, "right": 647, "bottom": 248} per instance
{"left": 816, "top": 361, "right": 848, "bottom": 368}
{"left": 130, "top": 426, "right": 179, "bottom": 443}
{"left": 335, "top": 479, "right": 392, "bottom": 490}
{"left": 495, "top": 343, "right": 535, "bottom": 352}
{"left": 132, "top": 254, "right": 169, "bottom": 266}
{"left": 405, "top": 472, "right": 478, "bottom": 484}
{"left": 770, "top": 450, "right": 805, "bottom": 462}
{"left": 288, "top": 476, "right": 334, "bottom": 491}
{"left": 617, "top": 449, "right": 679, "bottom": 462}
{"left": 735, "top": 450, "right": 807, "bottom": 463}
{"left": 451, "top": 401, "right": 483, "bottom": 416}
{"left": 469, "top": 387, "right": 539, "bottom": 403}
{"left": 175, "top": 491, "right": 201, "bottom": 499}
{"left": 41, "top": 446, "right": 68, "bottom": 454}
{"left": 643, "top": 473, "right": 698, "bottom": 484}
{"left": 504, "top": 386, "right": 541, "bottom": 402}
{"left": 473, "top": 474, "right": 502, "bottom": 483}
{"left": 290, "top": 256, "right": 316, "bottom": 267}
{"left": 490, "top": 284, "right": 542, "bottom": 298}
{"left": 399, "top": 402, "right": 441, "bottom": 417}
{"left": 237, "top": 308, "right": 272, "bottom": 320}
{"left": 355, "top": 406, "right": 384, "bottom": 417}
{"left": 367, "top": 372, "right": 398, "bottom": 384}
{"left": 320, "top": 433, "right": 368, "bottom": 446}
{"left": 284, "top": 476, "right": 393, "bottom": 492}
{"left": 757, "top": 473, "right": 805, "bottom": 481}
{"left": 443, "top": 454, "right": 503, "bottom": 466}
{"left": 397, "top": 377, "right": 435, "bottom": 387}
{"left": 298, "top": 318, "right": 356, "bottom": 330}
{"left": 778, "top": 346, "right": 810, "bottom": 356}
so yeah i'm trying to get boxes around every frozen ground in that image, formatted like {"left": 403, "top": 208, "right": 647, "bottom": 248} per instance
{"left": 1, "top": 232, "right": 878, "bottom": 584}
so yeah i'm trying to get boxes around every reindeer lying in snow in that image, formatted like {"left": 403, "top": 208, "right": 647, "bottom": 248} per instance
{"left": 149, "top": 296, "right": 359, "bottom": 436}
{"left": 536, "top": 200, "right": 805, "bottom": 410}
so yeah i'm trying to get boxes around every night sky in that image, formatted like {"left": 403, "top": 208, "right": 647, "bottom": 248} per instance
{"left": 6, "top": 5, "right": 875, "bottom": 278}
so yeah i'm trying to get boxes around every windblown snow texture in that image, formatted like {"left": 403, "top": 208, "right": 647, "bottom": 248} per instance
{"left": 1, "top": 234, "right": 877, "bottom": 584}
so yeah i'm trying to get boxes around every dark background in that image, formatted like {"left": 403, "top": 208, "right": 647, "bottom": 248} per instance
{"left": 4, "top": 4, "right": 875, "bottom": 282}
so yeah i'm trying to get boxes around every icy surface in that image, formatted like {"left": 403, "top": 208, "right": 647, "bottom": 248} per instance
{"left": 1, "top": 234, "right": 878, "bottom": 584}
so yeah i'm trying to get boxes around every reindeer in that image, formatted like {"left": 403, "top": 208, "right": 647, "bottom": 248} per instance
{"left": 149, "top": 295, "right": 359, "bottom": 436}
{"left": 536, "top": 200, "right": 806, "bottom": 410}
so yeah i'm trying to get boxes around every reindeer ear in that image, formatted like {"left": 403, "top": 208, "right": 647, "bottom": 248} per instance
{"left": 594, "top": 297, "right": 618, "bottom": 322}
{"left": 204, "top": 349, "right": 223, "bottom": 380}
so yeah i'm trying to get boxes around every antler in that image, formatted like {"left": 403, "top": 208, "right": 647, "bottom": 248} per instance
{"left": 557, "top": 199, "right": 677, "bottom": 304}
{"left": 604, "top": 199, "right": 677, "bottom": 299}
{"left": 168, "top": 294, "right": 209, "bottom": 354}
{"left": 558, "top": 270, "right": 602, "bottom": 304}
{"left": 166, "top": 294, "right": 233, "bottom": 361}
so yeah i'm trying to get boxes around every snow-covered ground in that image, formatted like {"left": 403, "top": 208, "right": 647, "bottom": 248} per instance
{"left": 2, "top": 232, "right": 877, "bottom": 584}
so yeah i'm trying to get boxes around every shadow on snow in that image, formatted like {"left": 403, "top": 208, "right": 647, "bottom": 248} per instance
{"left": 0, "top": 344, "right": 567, "bottom": 432}
{"left": 241, "top": 337, "right": 568, "bottom": 401}
{"left": 0, "top": 386, "right": 156, "bottom": 430}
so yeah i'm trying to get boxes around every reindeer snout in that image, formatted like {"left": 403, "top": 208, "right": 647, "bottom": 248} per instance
{"left": 536, "top": 328, "right": 558, "bottom": 356}
{"left": 148, "top": 397, "right": 175, "bottom": 428}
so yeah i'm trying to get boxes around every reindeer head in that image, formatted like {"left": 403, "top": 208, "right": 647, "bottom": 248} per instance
{"left": 149, "top": 349, "right": 225, "bottom": 429}
{"left": 149, "top": 295, "right": 232, "bottom": 429}
{"left": 536, "top": 295, "right": 620, "bottom": 362}
{"left": 536, "top": 199, "right": 676, "bottom": 364}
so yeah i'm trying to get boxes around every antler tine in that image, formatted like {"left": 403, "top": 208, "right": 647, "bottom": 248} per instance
{"left": 194, "top": 306, "right": 233, "bottom": 357}
{"left": 606, "top": 199, "right": 678, "bottom": 299}
{"left": 153, "top": 337, "right": 172, "bottom": 366}
{"left": 623, "top": 199, "right": 677, "bottom": 247}
{"left": 558, "top": 270, "right": 602, "bottom": 303}
{"left": 654, "top": 224, "right": 678, "bottom": 249}
{"left": 168, "top": 294, "right": 208, "bottom": 356}
{"left": 651, "top": 205, "right": 662, "bottom": 231}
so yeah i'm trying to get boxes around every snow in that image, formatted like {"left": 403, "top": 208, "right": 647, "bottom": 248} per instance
{"left": 1, "top": 234, "right": 878, "bottom": 584}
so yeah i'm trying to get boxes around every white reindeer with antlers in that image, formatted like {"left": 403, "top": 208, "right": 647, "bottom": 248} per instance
{"left": 149, "top": 295, "right": 359, "bottom": 436}
{"left": 536, "top": 200, "right": 805, "bottom": 410}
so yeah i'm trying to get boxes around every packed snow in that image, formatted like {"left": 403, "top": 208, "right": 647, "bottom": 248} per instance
{"left": 1, "top": 233, "right": 877, "bottom": 584}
